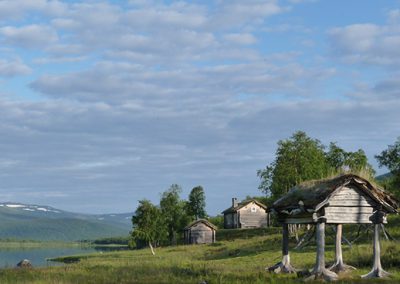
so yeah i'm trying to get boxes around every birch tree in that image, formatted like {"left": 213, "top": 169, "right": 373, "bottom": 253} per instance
{"left": 257, "top": 131, "right": 327, "bottom": 199}
{"left": 131, "top": 199, "right": 166, "bottom": 255}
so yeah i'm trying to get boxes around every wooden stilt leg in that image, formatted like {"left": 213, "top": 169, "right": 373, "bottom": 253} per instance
{"left": 267, "top": 223, "right": 296, "bottom": 273}
{"left": 329, "top": 224, "right": 356, "bottom": 273}
{"left": 305, "top": 222, "right": 338, "bottom": 281}
{"left": 362, "top": 224, "right": 390, "bottom": 278}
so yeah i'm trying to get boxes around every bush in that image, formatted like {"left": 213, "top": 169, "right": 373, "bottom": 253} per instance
{"left": 217, "top": 227, "right": 281, "bottom": 241}
{"left": 93, "top": 236, "right": 130, "bottom": 245}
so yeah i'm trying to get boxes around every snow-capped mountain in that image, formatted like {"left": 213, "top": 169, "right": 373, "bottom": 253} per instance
{"left": 0, "top": 202, "right": 133, "bottom": 241}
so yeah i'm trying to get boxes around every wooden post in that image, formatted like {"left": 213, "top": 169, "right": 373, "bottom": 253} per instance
{"left": 329, "top": 224, "right": 356, "bottom": 273}
{"left": 362, "top": 224, "right": 390, "bottom": 278}
{"left": 267, "top": 223, "right": 296, "bottom": 273}
{"left": 306, "top": 222, "right": 338, "bottom": 281}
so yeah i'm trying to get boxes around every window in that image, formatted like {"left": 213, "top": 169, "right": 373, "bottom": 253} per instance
{"left": 251, "top": 206, "right": 257, "bottom": 213}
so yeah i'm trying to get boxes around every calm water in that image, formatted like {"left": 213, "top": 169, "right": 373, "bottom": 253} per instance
{"left": 0, "top": 246, "right": 124, "bottom": 268}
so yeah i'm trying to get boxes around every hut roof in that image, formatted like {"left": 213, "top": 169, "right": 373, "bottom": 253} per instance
{"left": 222, "top": 199, "right": 267, "bottom": 214}
{"left": 184, "top": 219, "right": 218, "bottom": 231}
{"left": 271, "top": 174, "right": 398, "bottom": 214}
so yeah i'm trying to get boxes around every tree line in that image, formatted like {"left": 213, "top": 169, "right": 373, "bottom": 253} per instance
{"left": 130, "top": 185, "right": 207, "bottom": 254}
{"left": 375, "top": 137, "right": 400, "bottom": 198}
{"left": 257, "top": 131, "right": 400, "bottom": 203}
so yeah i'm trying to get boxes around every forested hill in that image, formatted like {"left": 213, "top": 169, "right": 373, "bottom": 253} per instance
{"left": 376, "top": 172, "right": 393, "bottom": 181}
{"left": 0, "top": 202, "right": 132, "bottom": 241}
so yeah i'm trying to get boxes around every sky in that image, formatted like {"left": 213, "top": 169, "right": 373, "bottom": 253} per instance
{"left": 0, "top": 0, "right": 399, "bottom": 214}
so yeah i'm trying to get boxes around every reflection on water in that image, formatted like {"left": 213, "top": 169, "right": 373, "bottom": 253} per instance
{"left": 0, "top": 246, "right": 127, "bottom": 268}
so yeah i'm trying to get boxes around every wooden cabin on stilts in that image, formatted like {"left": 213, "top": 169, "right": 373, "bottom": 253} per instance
{"left": 267, "top": 174, "right": 398, "bottom": 281}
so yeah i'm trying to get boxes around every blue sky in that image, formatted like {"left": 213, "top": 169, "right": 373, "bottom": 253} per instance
{"left": 0, "top": 0, "right": 399, "bottom": 214}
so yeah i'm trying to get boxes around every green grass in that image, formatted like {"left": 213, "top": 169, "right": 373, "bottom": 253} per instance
{"left": 1, "top": 224, "right": 400, "bottom": 284}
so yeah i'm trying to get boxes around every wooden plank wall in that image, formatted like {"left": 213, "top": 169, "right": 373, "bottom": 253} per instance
{"left": 187, "top": 223, "right": 214, "bottom": 244}
{"left": 238, "top": 202, "right": 269, "bottom": 228}
{"left": 325, "top": 186, "right": 377, "bottom": 224}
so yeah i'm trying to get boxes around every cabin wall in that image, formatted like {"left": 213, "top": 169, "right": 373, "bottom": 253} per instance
{"left": 185, "top": 223, "right": 215, "bottom": 244}
{"left": 224, "top": 212, "right": 239, "bottom": 229}
{"left": 238, "top": 202, "right": 269, "bottom": 228}
{"left": 324, "top": 185, "right": 378, "bottom": 224}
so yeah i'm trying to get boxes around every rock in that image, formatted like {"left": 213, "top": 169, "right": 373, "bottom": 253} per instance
{"left": 17, "top": 259, "right": 32, "bottom": 268}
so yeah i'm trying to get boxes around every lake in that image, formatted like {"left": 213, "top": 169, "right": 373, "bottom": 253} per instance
{"left": 0, "top": 245, "right": 126, "bottom": 268}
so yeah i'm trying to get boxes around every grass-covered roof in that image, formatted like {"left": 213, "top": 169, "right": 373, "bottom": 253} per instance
{"left": 272, "top": 174, "right": 398, "bottom": 214}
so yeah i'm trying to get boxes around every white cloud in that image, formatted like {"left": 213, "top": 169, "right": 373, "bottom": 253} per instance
{"left": 224, "top": 33, "right": 257, "bottom": 45}
{"left": 29, "top": 58, "right": 336, "bottom": 105}
{"left": 0, "top": 25, "right": 58, "bottom": 48}
{"left": 388, "top": 9, "right": 400, "bottom": 24}
{"left": 0, "top": 1, "right": 288, "bottom": 68}
{"left": 123, "top": 4, "right": 207, "bottom": 30}
{"left": 0, "top": 0, "right": 46, "bottom": 20}
{"left": 0, "top": 94, "right": 398, "bottom": 213}
{"left": 0, "top": 58, "right": 31, "bottom": 77}
{"left": 348, "top": 76, "right": 400, "bottom": 101}
{"left": 263, "top": 24, "right": 312, "bottom": 33}
{"left": 0, "top": 0, "right": 66, "bottom": 21}
{"left": 209, "top": 0, "right": 284, "bottom": 30}
{"left": 329, "top": 19, "right": 400, "bottom": 66}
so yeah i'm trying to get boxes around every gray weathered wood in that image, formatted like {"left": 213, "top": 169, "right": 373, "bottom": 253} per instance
{"left": 305, "top": 222, "right": 338, "bottom": 281}
{"left": 267, "top": 224, "right": 296, "bottom": 274}
{"left": 184, "top": 220, "right": 216, "bottom": 244}
{"left": 328, "top": 200, "right": 374, "bottom": 207}
{"left": 238, "top": 201, "right": 269, "bottom": 228}
{"left": 271, "top": 175, "right": 398, "bottom": 281}
{"left": 283, "top": 217, "right": 313, "bottom": 224}
{"left": 295, "top": 225, "right": 315, "bottom": 250}
{"left": 380, "top": 224, "right": 395, "bottom": 241}
{"left": 325, "top": 214, "right": 374, "bottom": 224}
{"left": 329, "top": 224, "right": 356, "bottom": 273}
{"left": 187, "top": 223, "right": 214, "bottom": 244}
{"left": 362, "top": 224, "right": 391, "bottom": 279}
{"left": 328, "top": 186, "right": 375, "bottom": 207}
{"left": 325, "top": 207, "right": 374, "bottom": 214}
{"left": 224, "top": 200, "right": 268, "bottom": 229}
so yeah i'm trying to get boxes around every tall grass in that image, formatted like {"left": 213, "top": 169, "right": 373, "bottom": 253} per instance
{"left": 1, "top": 223, "right": 400, "bottom": 283}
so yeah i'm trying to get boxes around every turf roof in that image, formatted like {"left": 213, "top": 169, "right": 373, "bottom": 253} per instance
{"left": 272, "top": 174, "right": 398, "bottom": 213}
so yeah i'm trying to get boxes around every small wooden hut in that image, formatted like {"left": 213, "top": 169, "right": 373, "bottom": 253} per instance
{"left": 222, "top": 198, "right": 269, "bottom": 229}
{"left": 184, "top": 219, "right": 217, "bottom": 244}
{"left": 268, "top": 174, "right": 398, "bottom": 281}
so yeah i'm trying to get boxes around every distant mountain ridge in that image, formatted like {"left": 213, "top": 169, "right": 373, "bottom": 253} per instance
{"left": 0, "top": 202, "right": 133, "bottom": 241}
{"left": 376, "top": 172, "right": 393, "bottom": 182}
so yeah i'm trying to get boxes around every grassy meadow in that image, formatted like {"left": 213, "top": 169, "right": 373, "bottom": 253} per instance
{"left": 1, "top": 220, "right": 400, "bottom": 284}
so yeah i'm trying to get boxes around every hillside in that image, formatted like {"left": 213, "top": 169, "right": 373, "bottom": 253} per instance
{"left": 3, "top": 219, "right": 400, "bottom": 283}
{"left": 376, "top": 172, "right": 393, "bottom": 182}
{"left": 0, "top": 202, "right": 132, "bottom": 241}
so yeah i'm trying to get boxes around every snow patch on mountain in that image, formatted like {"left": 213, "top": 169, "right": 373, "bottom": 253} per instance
{"left": 37, "top": 207, "right": 48, "bottom": 212}
{"left": 6, "top": 204, "right": 26, "bottom": 208}
{"left": 0, "top": 202, "right": 133, "bottom": 228}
